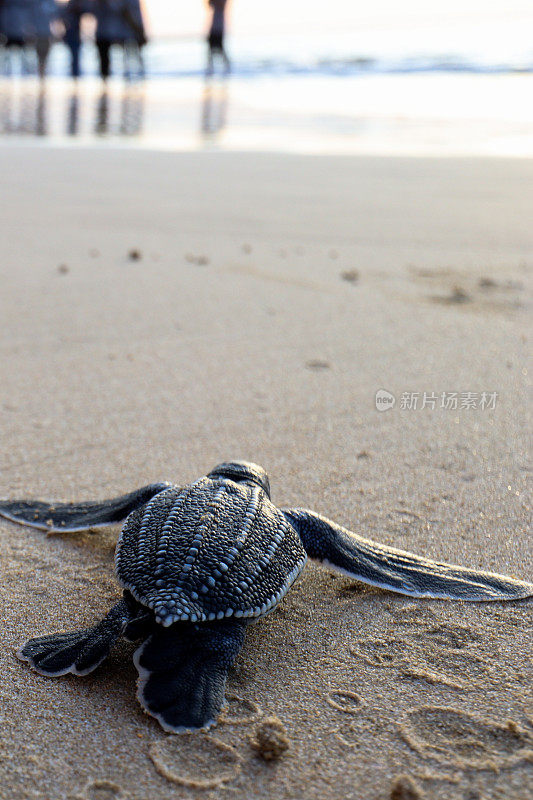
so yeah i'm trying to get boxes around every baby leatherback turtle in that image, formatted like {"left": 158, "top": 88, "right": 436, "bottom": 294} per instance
{"left": 1, "top": 461, "right": 532, "bottom": 733}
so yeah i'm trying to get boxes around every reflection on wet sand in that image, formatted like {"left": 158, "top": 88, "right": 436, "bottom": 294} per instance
{"left": 0, "top": 78, "right": 229, "bottom": 145}
{"left": 201, "top": 77, "right": 228, "bottom": 139}
{"left": 35, "top": 85, "right": 46, "bottom": 135}
{"left": 0, "top": 80, "right": 145, "bottom": 139}
{"left": 66, "top": 88, "right": 79, "bottom": 136}
{"left": 0, "top": 83, "right": 47, "bottom": 135}
{"left": 94, "top": 86, "right": 144, "bottom": 136}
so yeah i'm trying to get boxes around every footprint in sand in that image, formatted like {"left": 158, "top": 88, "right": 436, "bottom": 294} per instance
{"left": 149, "top": 734, "right": 241, "bottom": 789}
{"left": 418, "top": 650, "right": 490, "bottom": 680}
{"left": 350, "top": 637, "right": 409, "bottom": 667}
{"left": 399, "top": 667, "right": 465, "bottom": 691}
{"left": 401, "top": 649, "right": 492, "bottom": 690}
{"left": 351, "top": 632, "right": 493, "bottom": 691}
{"left": 220, "top": 694, "right": 262, "bottom": 725}
{"left": 413, "top": 267, "right": 525, "bottom": 313}
{"left": 399, "top": 706, "right": 533, "bottom": 770}
{"left": 334, "top": 713, "right": 386, "bottom": 748}
{"left": 402, "top": 624, "right": 489, "bottom": 680}
{"left": 79, "top": 780, "right": 128, "bottom": 800}
{"left": 412, "top": 623, "right": 483, "bottom": 650}
{"left": 326, "top": 690, "right": 365, "bottom": 714}
{"left": 389, "top": 603, "right": 437, "bottom": 626}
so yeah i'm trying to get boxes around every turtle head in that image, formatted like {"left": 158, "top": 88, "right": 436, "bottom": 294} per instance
{"left": 208, "top": 461, "right": 271, "bottom": 497}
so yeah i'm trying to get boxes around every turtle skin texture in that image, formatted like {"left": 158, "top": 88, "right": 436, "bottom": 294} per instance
{"left": 115, "top": 476, "right": 307, "bottom": 626}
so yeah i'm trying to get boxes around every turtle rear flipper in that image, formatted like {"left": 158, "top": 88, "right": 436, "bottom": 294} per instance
{"left": 17, "top": 597, "right": 135, "bottom": 676}
{"left": 284, "top": 508, "right": 533, "bottom": 602}
{"left": 134, "top": 618, "right": 247, "bottom": 732}
{"left": 0, "top": 483, "right": 171, "bottom": 533}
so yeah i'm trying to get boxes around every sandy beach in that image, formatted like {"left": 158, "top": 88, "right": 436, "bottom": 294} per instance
{"left": 0, "top": 147, "right": 532, "bottom": 800}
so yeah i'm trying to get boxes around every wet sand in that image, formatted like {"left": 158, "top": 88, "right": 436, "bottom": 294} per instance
{"left": 2, "top": 74, "right": 533, "bottom": 156}
{"left": 0, "top": 148, "right": 532, "bottom": 800}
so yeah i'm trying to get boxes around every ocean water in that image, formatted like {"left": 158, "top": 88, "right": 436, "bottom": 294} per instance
{"left": 43, "top": 29, "right": 533, "bottom": 80}
{"left": 146, "top": 31, "right": 533, "bottom": 78}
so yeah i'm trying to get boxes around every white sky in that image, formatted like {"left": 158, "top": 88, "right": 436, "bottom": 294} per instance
{"left": 144, "top": 1, "right": 533, "bottom": 37}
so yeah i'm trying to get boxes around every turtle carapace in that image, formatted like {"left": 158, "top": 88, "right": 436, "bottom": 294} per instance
{"left": 1, "top": 461, "right": 531, "bottom": 733}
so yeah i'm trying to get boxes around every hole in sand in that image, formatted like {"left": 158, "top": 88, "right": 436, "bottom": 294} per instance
{"left": 149, "top": 734, "right": 242, "bottom": 789}
{"left": 326, "top": 690, "right": 364, "bottom": 714}
{"left": 82, "top": 780, "right": 128, "bottom": 800}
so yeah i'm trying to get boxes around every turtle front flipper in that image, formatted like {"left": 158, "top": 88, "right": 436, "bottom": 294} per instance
{"left": 17, "top": 596, "right": 139, "bottom": 676}
{"left": 134, "top": 618, "right": 247, "bottom": 733}
{"left": 0, "top": 483, "right": 172, "bottom": 533}
{"left": 283, "top": 508, "right": 533, "bottom": 602}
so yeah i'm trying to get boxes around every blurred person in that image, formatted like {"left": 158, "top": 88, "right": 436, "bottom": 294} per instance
{"left": 31, "top": 0, "right": 58, "bottom": 78}
{"left": 61, "top": 0, "right": 88, "bottom": 79}
{"left": 0, "top": 0, "right": 56, "bottom": 78}
{"left": 0, "top": 0, "right": 32, "bottom": 50}
{"left": 94, "top": 0, "right": 146, "bottom": 81}
{"left": 0, "top": 0, "right": 34, "bottom": 74}
{"left": 206, "top": 0, "right": 229, "bottom": 76}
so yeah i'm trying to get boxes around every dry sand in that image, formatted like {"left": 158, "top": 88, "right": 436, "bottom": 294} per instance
{"left": 0, "top": 147, "right": 532, "bottom": 800}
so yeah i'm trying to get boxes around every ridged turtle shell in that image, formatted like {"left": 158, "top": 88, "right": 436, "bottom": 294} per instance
{"left": 115, "top": 477, "right": 307, "bottom": 626}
